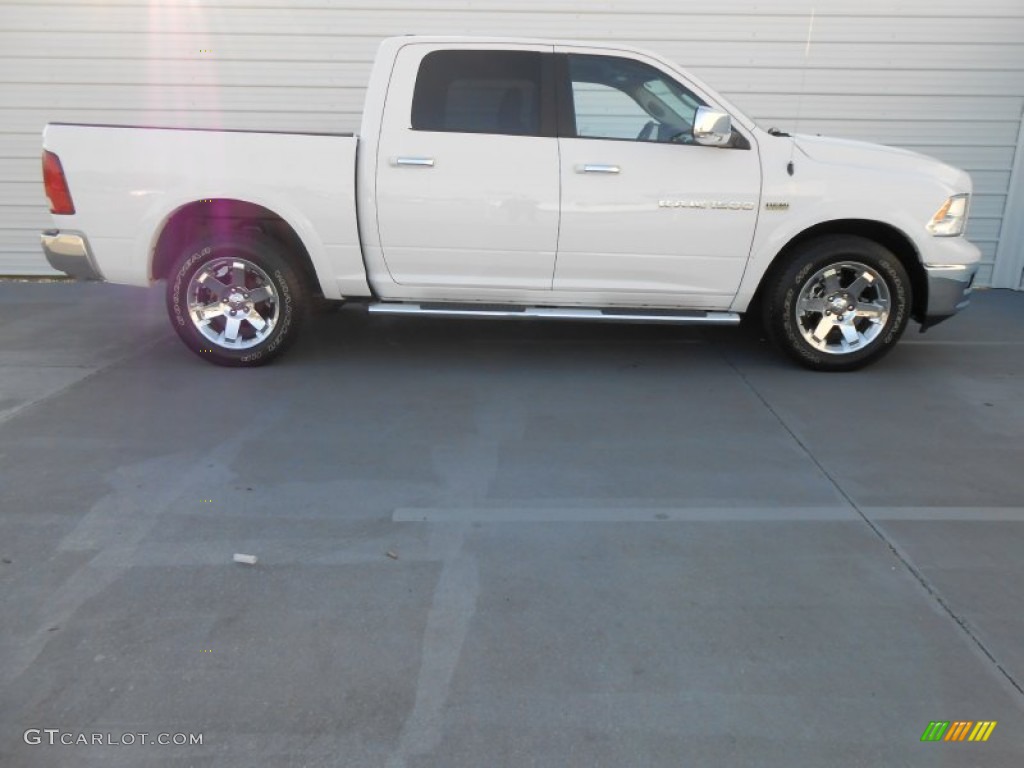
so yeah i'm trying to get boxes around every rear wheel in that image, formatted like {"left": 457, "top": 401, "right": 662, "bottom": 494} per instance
{"left": 762, "top": 235, "right": 911, "bottom": 371}
{"left": 166, "top": 235, "right": 307, "bottom": 366}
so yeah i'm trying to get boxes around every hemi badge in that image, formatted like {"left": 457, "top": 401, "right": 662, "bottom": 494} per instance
{"left": 766, "top": 202, "right": 790, "bottom": 211}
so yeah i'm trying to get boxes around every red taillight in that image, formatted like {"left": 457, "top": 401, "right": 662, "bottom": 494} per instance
{"left": 42, "top": 150, "right": 75, "bottom": 215}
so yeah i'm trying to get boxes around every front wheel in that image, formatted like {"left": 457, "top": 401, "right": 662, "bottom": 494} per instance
{"left": 762, "top": 235, "right": 911, "bottom": 371}
{"left": 166, "top": 235, "right": 307, "bottom": 367}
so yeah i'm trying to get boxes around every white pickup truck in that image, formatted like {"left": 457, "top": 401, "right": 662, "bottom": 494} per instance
{"left": 40, "top": 36, "right": 980, "bottom": 371}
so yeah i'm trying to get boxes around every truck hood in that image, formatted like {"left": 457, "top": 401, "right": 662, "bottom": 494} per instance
{"left": 793, "top": 134, "right": 970, "bottom": 190}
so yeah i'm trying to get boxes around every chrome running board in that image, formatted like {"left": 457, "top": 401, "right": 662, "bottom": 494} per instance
{"left": 367, "top": 302, "right": 741, "bottom": 325}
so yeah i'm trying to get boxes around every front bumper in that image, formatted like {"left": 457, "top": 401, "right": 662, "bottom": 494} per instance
{"left": 40, "top": 230, "right": 103, "bottom": 281}
{"left": 920, "top": 263, "right": 977, "bottom": 331}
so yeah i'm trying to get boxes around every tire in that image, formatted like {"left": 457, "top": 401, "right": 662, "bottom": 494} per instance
{"left": 762, "top": 235, "right": 911, "bottom": 371}
{"left": 166, "top": 234, "right": 307, "bottom": 367}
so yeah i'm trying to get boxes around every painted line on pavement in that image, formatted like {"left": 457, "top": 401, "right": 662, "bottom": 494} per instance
{"left": 393, "top": 506, "right": 857, "bottom": 522}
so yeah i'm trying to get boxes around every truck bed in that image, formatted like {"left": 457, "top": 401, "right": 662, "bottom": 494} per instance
{"left": 42, "top": 123, "right": 367, "bottom": 297}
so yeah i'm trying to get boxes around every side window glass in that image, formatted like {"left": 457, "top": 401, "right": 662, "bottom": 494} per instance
{"left": 572, "top": 83, "right": 652, "bottom": 140}
{"left": 412, "top": 50, "right": 543, "bottom": 136}
{"left": 567, "top": 54, "right": 705, "bottom": 143}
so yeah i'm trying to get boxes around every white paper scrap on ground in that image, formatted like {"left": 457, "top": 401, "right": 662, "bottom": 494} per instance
{"left": 232, "top": 553, "right": 258, "bottom": 565}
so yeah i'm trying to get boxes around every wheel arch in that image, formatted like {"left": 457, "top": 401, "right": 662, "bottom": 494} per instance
{"left": 150, "top": 198, "right": 321, "bottom": 296}
{"left": 751, "top": 219, "right": 927, "bottom": 322}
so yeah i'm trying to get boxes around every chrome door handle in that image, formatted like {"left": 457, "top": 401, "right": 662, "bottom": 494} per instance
{"left": 394, "top": 157, "right": 435, "bottom": 168}
{"left": 580, "top": 164, "right": 621, "bottom": 174}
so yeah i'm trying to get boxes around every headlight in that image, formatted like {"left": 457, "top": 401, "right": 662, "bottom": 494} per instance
{"left": 928, "top": 193, "right": 969, "bottom": 237}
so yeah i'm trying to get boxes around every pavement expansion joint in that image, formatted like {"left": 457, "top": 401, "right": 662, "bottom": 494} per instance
{"left": 728, "top": 355, "right": 1024, "bottom": 703}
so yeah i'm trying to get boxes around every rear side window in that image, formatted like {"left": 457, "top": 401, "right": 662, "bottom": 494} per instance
{"left": 412, "top": 50, "right": 545, "bottom": 136}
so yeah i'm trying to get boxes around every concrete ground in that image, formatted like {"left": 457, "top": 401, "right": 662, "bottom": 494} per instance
{"left": 0, "top": 282, "right": 1022, "bottom": 767}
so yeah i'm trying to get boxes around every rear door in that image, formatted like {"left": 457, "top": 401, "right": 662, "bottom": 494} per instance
{"left": 375, "top": 44, "right": 560, "bottom": 291}
{"left": 554, "top": 49, "right": 762, "bottom": 307}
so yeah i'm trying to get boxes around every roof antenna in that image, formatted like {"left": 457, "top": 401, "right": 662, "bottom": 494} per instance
{"left": 788, "top": 7, "right": 816, "bottom": 176}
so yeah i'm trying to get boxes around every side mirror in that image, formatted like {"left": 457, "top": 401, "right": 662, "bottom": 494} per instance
{"left": 693, "top": 106, "right": 733, "bottom": 147}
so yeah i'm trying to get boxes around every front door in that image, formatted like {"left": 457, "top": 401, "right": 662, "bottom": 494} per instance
{"left": 375, "top": 45, "right": 560, "bottom": 291}
{"left": 554, "top": 50, "right": 762, "bottom": 307}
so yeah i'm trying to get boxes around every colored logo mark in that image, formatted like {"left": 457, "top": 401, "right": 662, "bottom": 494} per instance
{"left": 921, "top": 721, "right": 997, "bottom": 742}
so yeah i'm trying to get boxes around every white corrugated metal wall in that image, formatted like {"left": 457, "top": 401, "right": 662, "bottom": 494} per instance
{"left": 2, "top": 0, "right": 1022, "bottom": 287}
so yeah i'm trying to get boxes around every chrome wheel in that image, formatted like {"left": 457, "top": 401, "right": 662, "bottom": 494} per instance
{"left": 794, "top": 261, "right": 891, "bottom": 355}
{"left": 185, "top": 258, "right": 280, "bottom": 350}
